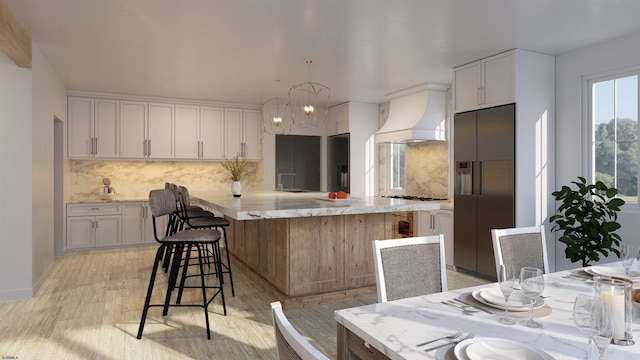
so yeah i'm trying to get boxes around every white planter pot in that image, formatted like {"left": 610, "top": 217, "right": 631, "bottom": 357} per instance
{"left": 231, "top": 181, "right": 241, "bottom": 197}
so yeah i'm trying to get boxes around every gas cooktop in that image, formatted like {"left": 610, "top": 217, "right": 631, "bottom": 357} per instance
{"left": 382, "top": 195, "right": 448, "bottom": 201}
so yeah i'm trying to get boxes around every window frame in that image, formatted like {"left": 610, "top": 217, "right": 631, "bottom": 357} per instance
{"left": 386, "top": 143, "right": 406, "bottom": 195}
{"left": 585, "top": 66, "right": 640, "bottom": 211}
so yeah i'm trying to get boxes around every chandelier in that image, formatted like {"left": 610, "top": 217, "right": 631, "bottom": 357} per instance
{"left": 261, "top": 80, "right": 293, "bottom": 135}
{"left": 261, "top": 60, "right": 331, "bottom": 134}
{"left": 287, "top": 60, "right": 331, "bottom": 128}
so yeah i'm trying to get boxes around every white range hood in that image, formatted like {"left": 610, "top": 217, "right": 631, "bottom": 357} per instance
{"left": 375, "top": 83, "right": 448, "bottom": 143}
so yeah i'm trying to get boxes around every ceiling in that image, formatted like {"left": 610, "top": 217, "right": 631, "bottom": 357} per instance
{"left": 6, "top": 0, "right": 640, "bottom": 107}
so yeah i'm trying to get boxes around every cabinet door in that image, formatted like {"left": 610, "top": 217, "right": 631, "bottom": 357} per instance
{"left": 68, "top": 97, "right": 94, "bottom": 158}
{"left": 419, "top": 211, "right": 438, "bottom": 236}
{"left": 120, "top": 101, "right": 147, "bottom": 158}
{"left": 438, "top": 210, "right": 454, "bottom": 267}
{"left": 174, "top": 105, "right": 200, "bottom": 159}
{"left": 94, "top": 99, "right": 119, "bottom": 158}
{"left": 454, "top": 62, "right": 482, "bottom": 113}
{"left": 66, "top": 216, "right": 95, "bottom": 249}
{"left": 243, "top": 109, "right": 261, "bottom": 160}
{"left": 200, "top": 107, "right": 225, "bottom": 159}
{"left": 95, "top": 215, "right": 121, "bottom": 247}
{"left": 148, "top": 103, "right": 174, "bottom": 159}
{"left": 483, "top": 52, "right": 514, "bottom": 107}
{"left": 122, "top": 203, "right": 144, "bottom": 245}
{"left": 225, "top": 108, "right": 243, "bottom": 158}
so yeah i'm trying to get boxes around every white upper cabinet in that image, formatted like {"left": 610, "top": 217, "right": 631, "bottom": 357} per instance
{"left": 327, "top": 103, "right": 350, "bottom": 136}
{"left": 454, "top": 51, "right": 515, "bottom": 113}
{"left": 147, "top": 103, "right": 174, "bottom": 159}
{"left": 200, "top": 107, "right": 225, "bottom": 159}
{"left": 225, "top": 108, "right": 260, "bottom": 160}
{"left": 120, "top": 101, "right": 148, "bottom": 158}
{"left": 174, "top": 105, "right": 200, "bottom": 159}
{"left": 68, "top": 97, "right": 118, "bottom": 158}
{"left": 68, "top": 93, "right": 258, "bottom": 161}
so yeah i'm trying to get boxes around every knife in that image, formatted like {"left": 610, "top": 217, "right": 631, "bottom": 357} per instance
{"left": 451, "top": 298, "right": 493, "bottom": 314}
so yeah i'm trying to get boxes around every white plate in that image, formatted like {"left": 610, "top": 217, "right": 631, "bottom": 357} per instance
{"left": 479, "top": 287, "right": 533, "bottom": 307}
{"left": 585, "top": 266, "right": 640, "bottom": 280}
{"left": 316, "top": 197, "right": 359, "bottom": 203}
{"left": 454, "top": 337, "right": 554, "bottom": 360}
{"left": 472, "top": 290, "right": 544, "bottom": 312}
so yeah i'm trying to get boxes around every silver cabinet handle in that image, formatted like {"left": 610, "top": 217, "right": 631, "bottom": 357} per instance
{"left": 94, "top": 138, "right": 98, "bottom": 155}
{"left": 148, "top": 139, "right": 151, "bottom": 156}
{"left": 477, "top": 87, "right": 484, "bottom": 105}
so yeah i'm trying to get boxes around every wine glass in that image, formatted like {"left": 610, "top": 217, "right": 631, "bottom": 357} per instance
{"left": 592, "top": 305, "right": 613, "bottom": 360}
{"left": 498, "top": 264, "right": 516, "bottom": 325}
{"left": 620, "top": 244, "right": 634, "bottom": 277}
{"left": 519, "top": 267, "right": 544, "bottom": 328}
{"left": 573, "top": 294, "right": 608, "bottom": 360}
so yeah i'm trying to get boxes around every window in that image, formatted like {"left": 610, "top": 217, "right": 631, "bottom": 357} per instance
{"left": 590, "top": 72, "right": 639, "bottom": 204}
{"left": 389, "top": 143, "right": 405, "bottom": 190}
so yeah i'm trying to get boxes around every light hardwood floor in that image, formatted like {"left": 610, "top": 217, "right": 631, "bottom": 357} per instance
{"left": 0, "top": 246, "right": 489, "bottom": 359}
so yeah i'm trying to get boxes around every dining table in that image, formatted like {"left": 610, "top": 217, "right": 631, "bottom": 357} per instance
{"left": 334, "top": 265, "right": 640, "bottom": 360}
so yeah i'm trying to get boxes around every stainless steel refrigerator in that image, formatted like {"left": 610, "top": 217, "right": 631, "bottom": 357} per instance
{"left": 454, "top": 104, "right": 515, "bottom": 279}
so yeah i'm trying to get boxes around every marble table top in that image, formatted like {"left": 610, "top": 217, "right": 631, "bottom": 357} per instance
{"left": 193, "top": 191, "right": 449, "bottom": 220}
{"left": 334, "top": 266, "right": 640, "bottom": 360}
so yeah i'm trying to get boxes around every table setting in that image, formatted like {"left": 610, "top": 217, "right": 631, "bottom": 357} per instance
{"left": 335, "top": 260, "right": 640, "bottom": 360}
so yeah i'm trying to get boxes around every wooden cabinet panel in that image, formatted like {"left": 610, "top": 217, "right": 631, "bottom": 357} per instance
{"left": 344, "top": 214, "right": 386, "bottom": 288}
{"left": 94, "top": 216, "right": 121, "bottom": 247}
{"left": 148, "top": 103, "right": 174, "bottom": 158}
{"left": 94, "top": 99, "right": 119, "bottom": 158}
{"left": 200, "top": 107, "right": 224, "bottom": 159}
{"left": 120, "top": 101, "right": 147, "bottom": 158}
{"left": 174, "top": 105, "right": 200, "bottom": 159}
{"left": 68, "top": 97, "right": 94, "bottom": 158}
{"left": 289, "top": 216, "right": 343, "bottom": 295}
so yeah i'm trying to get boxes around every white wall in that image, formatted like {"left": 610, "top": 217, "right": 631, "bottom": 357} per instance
{"left": 31, "top": 44, "right": 67, "bottom": 293}
{"left": 0, "top": 51, "right": 33, "bottom": 301}
{"left": 556, "top": 32, "right": 640, "bottom": 270}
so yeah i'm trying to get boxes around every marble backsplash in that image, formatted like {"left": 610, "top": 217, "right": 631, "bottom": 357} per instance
{"left": 67, "top": 160, "right": 263, "bottom": 201}
{"left": 405, "top": 141, "right": 449, "bottom": 198}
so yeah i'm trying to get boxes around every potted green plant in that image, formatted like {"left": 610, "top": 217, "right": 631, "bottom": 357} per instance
{"left": 221, "top": 154, "right": 248, "bottom": 197}
{"left": 550, "top": 176, "right": 625, "bottom": 267}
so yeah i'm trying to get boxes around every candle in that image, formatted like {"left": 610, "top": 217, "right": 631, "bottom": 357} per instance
{"left": 602, "top": 290, "right": 625, "bottom": 339}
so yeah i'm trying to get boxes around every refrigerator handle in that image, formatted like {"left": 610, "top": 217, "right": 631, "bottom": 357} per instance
{"left": 474, "top": 161, "right": 483, "bottom": 195}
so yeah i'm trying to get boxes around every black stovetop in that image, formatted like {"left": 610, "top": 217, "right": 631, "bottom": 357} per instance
{"left": 382, "top": 195, "right": 448, "bottom": 201}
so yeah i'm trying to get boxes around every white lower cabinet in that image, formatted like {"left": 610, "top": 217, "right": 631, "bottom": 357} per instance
{"left": 418, "top": 209, "right": 454, "bottom": 266}
{"left": 67, "top": 201, "right": 165, "bottom": 251}
{"left": 66, "top": 203, "right": 122, "bottom": 250}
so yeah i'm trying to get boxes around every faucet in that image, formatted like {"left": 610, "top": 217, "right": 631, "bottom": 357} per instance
{"left": 277, "top": 173, "right": 296, "bottom": 191}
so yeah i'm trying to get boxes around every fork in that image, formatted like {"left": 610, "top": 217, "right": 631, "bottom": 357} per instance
{"left": 416, "top": 331, "right": 463, "bottom": 347}
{"left": 423, "top": 333, "right": 475, "bottom": 352}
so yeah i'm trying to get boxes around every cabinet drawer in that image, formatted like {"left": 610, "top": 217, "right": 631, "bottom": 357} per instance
{"left": 67, "top": 203, "right": 122, "bottom": 216}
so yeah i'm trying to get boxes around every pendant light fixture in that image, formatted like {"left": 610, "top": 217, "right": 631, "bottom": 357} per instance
{"left": 262, "top": 80, "right": 292, "bottom": 135}
{"left": 288, "top": 60, "right": 330, "bottom": 128}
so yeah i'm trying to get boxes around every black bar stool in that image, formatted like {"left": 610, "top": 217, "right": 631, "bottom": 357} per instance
{"left": 137, "top": 189, "right": 226, "bottom": 340}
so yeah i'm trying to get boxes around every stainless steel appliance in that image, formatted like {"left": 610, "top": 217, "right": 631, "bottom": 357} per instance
{"left": 454, "top": 104, "right": 515, "bottom": 279}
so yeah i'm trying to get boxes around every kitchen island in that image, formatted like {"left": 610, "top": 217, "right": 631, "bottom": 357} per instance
{"left": 194, "top": 191, "right": 447, "bottom": 308}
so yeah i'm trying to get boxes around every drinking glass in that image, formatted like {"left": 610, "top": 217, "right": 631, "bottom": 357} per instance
{"left": 519, "top": 267, "right": 544, "bottom": 328}
{"left": 621, "top": 244, "right": 634, "bottom": 277}
{"left": 592, "top": 306, "right": 613, "bottom": 360}
{"left": 498, "top": 264, "right": 516, "bottom": 325}
{"left": 573, "top": 294, "right": 608, "bottom": 360}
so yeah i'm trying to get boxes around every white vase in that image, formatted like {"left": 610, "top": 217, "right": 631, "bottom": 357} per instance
{"left": 231, "top": 181, "right": 241, "bottom": 197}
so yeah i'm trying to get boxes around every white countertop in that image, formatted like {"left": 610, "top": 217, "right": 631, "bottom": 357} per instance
{"left": 334, "top": 266, "right": 640, "bottom": 360}
{"left": 193, "top": 191, "right": 449, "bottom": 220}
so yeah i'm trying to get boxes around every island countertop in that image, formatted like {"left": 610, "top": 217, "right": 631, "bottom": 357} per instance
{"left": 193, "top": 191, "right": 450, "bottom": 220}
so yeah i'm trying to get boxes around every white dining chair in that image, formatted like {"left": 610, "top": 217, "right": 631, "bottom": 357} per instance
{"left": 271, "top": 301, "right": 330, "bottom": 360}
{"left": 372, "top": 235, "right": 447, "bottom": 303}
{"left": 491, "top": 225, "right": 549, "bottom": 276}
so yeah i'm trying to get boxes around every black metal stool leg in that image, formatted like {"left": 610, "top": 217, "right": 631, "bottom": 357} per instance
{"left": 164, "top": 244, "right": 186, "bottom": 315}
{"left": 196, "top": 244, "right": 212, "bottom": 339}
{"left": 220, "top": 226, "right": 235, "bottom": 296}
{"left": 137, "top": 244, "right": 166, "bottom": 339}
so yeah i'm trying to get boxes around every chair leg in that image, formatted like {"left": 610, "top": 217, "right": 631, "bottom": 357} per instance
{"left": 175, "top": 244, "right": 194, "bottom": 305}
{"left": 196, "top": 244, "right": 212, "bottom": 340}
{"left": 137, "top": 245, "right": 166, "bottom": 339}
{"left": 219, "top": 226, "right": 235, "bottom": 296}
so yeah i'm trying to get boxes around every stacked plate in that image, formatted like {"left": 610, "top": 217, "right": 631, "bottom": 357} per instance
{"left": 584, "top": 266, "right": 640, "bottom": 281}
{"left": 471, "top": 287, "right": 544, "bottom": 311}
{"left": 454, "top": 337, "right": 554, "bottom": 360}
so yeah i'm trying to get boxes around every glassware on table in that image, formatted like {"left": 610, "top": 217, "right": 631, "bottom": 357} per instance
{"left": 498, "top": 264, "right": 516, "bottom": 325}
{"left": 573, "top": 293, "right": 608, "bottom": 360}
{"left": 620, "top": 244, "right": 634, "bottom": 277}
{"left": 592, "top": 305, "right": 613, "bottom": 360}
{"left": 519, "top": 267, "right": 544, "bottom": 328}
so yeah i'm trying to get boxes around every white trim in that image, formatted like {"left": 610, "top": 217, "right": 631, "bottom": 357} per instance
{"left": 270, "top": 301, "right": 329, "bottom": 360}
